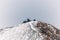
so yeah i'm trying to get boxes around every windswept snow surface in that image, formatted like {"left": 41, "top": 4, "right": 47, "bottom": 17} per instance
{"left": 0, "top": 21, "right": 43, "bottom": 40}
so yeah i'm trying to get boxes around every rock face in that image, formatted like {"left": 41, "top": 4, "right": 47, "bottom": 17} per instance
{"left": 0, "top": 21, "right": 60, "bottom": 40}
{"left": 36, "top": 21, "right": 60, "bottom": 40}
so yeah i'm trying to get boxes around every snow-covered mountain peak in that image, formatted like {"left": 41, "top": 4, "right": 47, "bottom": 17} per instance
{"left": 0, "top": 21, "right": 60, "bottom": 40}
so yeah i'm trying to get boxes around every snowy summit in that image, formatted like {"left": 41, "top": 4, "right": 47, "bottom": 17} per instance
{"left": 0, "top": 21, "right": 60, "bottom": 40}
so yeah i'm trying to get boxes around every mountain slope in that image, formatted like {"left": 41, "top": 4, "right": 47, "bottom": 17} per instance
{"left": 0, "top": 21, "right": 60, "bottom": 40}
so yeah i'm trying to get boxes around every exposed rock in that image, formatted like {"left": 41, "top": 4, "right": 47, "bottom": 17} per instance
{"left": 35, "top": 21, "right": 60, "bottom": 40}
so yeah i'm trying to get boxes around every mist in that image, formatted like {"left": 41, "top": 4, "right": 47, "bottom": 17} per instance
{"left": 0, "top": 0, "right": 60, "bottom": 29}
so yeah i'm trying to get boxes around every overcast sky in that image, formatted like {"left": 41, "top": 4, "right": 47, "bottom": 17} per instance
{"left": 0, "top": 0, "right": 60, "bottom": 29}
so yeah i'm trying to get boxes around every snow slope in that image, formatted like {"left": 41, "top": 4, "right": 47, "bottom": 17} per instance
{"left": 0, "top": 21, "right": 44, "bottom": 40}
{"left": 0, "top": 21, "right": 60, "bottom": 40}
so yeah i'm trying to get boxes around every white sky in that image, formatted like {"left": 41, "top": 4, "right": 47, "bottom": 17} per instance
{"left": 0, "top": 0, "right": 60, "bottom": 29}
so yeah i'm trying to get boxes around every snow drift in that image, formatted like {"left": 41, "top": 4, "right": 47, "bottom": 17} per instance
{"left": 0, "top": 21, "right": 60, "bottom": 40}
